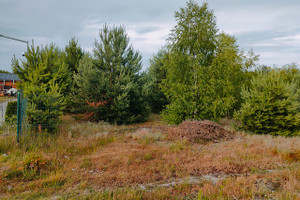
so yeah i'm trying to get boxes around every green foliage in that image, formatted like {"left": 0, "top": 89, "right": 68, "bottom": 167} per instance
{"left": 254, "top": 63, "right": 300, "bottom": 83}
{"left": 63, "top": 38, "right": 84, "bottom": 111}
{"left": 42, "top": 177, "right": 66, "bottom": 188}
{"left": 12, "top": 42, "right": 72, "bottom": 98}
{"left": 205, "top": 34, "right": 257, "bottom": 118}
{"left": 64, "top": 37, "right": 84, "bottom": 74}
{"left": 12, "top": 42, "right": 69, "bottom": 132}
{"left": 22, "top": 153, "right": 45, "bottom": 180}
{"left": 0, "top": 69, "right": 10, "bottom": 73}
{"left": 279, "top": 63, "right": 300, "bottom": 83}
{"left": 160, "top": 1, "right": 257, "bottom": 124}
{"left": 73, "top": 25, "right": 150, "bottom": 124}
{"left": 5, "top": 101, "right": 17, "bottom": 123}
{"left": 161, "top": 1, "right": 218, "bottom": 124}
{"left": 4, "top": 153, "right": 46, "bottom": 181}
{"left": 25, "top": 83, "right": 64, "bottom": 133}
{"left": 144, "top": 49, "right": 169, "bottom": 113}
{"left": 235, "top": 70, "right": 300, "bottom": 136}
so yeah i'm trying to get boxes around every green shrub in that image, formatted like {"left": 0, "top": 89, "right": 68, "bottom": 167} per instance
{"left": 4, "top": 153, "right": 46, "bottom": 181}
{"left": 5, "top": 101, "right": 17, "bottom": 123}
{"left": 25, "top": 83, "right": 64, "bottom": 133}
{"left": 235, "top": 70, "right": 300, "bottom": 136}
{"left": 22, "top": 153, "right": 46, "bottom": 180}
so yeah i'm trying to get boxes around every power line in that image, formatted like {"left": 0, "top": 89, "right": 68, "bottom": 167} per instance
{"left": 0, "top": 34, "right": 28, "bottom": 45}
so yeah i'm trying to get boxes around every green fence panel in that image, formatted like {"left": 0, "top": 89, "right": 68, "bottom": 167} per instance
{"left": 16, "top": 90, "right": 27, "bottom": 142}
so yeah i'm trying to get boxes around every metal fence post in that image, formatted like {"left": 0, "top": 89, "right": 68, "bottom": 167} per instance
{"left": 16, "top": 90, "right": 21, "bottom": 142}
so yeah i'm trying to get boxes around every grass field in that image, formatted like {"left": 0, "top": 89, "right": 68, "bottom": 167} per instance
{"left": 0, "top": 115, "right": 299, "bottom": 199}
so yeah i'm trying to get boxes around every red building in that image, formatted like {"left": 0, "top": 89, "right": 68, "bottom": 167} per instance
{"left": 0, "top": 73, "right": 20, "bottom": 94}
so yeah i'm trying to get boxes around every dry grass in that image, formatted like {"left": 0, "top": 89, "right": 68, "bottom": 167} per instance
{"left": 0, "top": 115, "right": 299, "bottom": 199}
{"left": 0, "top": 96, "right": 16, "bottom": 103}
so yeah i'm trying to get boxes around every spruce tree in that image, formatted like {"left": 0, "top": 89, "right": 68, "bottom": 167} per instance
{"left": 235, "top": 70, "right": 300, "bottom": 136}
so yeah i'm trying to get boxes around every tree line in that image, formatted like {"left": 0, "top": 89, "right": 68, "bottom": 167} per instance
{"left": 12, "top": 1, "right": 299, "bottom": 136}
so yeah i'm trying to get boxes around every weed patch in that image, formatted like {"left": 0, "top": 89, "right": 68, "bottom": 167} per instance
{"left": 3, "top": 153, "right": 46, "bottom": 181}
{"left": 80, "top": 158, "right": 92, "bottom": 168}
{"left": 144, "top": 153, "right": 153, "bottom": 161}
{"left": 42, "top": 172, "right": 66, "bottom": 188}
{"left": 169, "top": 141, "right": 188, "bottom": 152}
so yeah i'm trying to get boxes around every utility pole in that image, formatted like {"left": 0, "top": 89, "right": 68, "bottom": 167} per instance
{"left": 0, "top": 34, "right": 28, "bottom": 45}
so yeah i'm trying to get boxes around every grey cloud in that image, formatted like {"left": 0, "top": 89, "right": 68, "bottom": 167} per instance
{"left": 134, "top": 26, "right": 163, "bottom": 35}
{"left": 0, "top": 0, "right": 186, "bottom": 70}
{"left": 1, "top": 0, "right": 300, "bottom": 71}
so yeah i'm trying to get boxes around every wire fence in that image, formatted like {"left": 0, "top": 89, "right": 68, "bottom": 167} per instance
{"left": 0, "top": 95, "right": 18, "bottom": 137}
{"left": 0, "top": 90, "right": 60, "bottom": 142}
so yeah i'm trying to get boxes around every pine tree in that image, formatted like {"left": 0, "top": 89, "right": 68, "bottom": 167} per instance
{"left": 74, "top": 25, "right": 150, "bottom": 124}
{"left": 12, "top": 42, "right": 69, "bottom": 132}
{"left": 64, "top": 38, "right": 84, "bottom": 74}
{"left": 13, "top": 42, "right": 72, "bottom": 98}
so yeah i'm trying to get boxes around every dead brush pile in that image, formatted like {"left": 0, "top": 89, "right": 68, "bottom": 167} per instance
{"left": 169, "top": 120, "right": 234, "bottom": 142}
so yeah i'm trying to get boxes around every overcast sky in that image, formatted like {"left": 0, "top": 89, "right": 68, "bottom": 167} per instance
{"left": 1, "top": 0, "right": 300, "bottom": 72}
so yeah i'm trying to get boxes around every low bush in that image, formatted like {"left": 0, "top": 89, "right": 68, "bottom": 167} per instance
{"left": 5, "top": 101, "right": 17, "bottom": 123}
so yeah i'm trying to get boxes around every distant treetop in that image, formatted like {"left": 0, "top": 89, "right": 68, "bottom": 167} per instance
{"left": 0, "top": 69, "right": 10, "bottom": 73}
